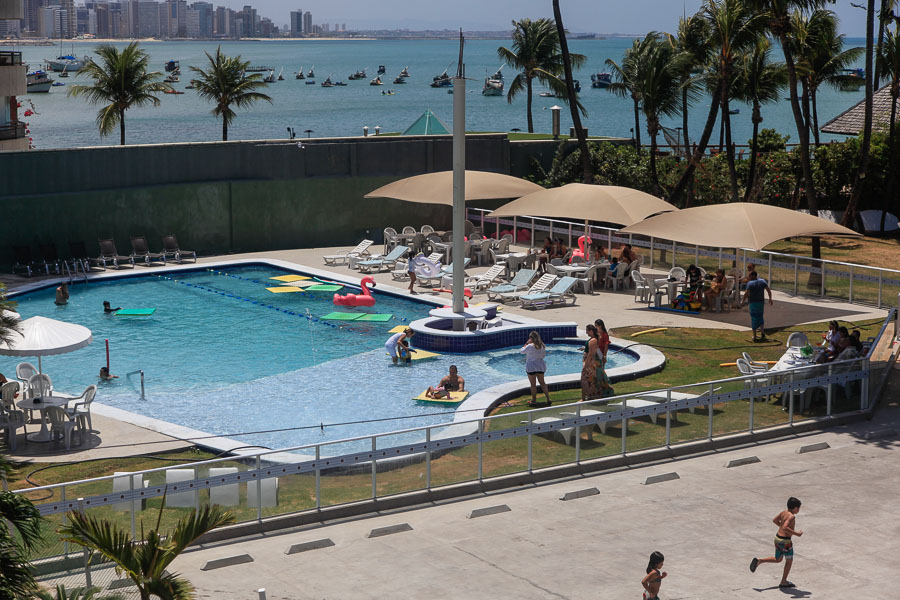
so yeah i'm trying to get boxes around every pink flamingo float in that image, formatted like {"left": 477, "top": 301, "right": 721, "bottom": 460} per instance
{"left": 333, "top": 276, "right": 376, "bottom": 307}
{"left": 571, "top": 234, "right": 592, "bottom": 263}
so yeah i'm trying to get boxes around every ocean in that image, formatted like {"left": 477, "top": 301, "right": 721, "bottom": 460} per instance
{"left": 17, "top": 38, "right": 865, "bottom": 150}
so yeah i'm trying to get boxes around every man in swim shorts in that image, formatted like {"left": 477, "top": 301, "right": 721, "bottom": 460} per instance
{"left": 750, "top": 496, "right": 803, "bottom": 588}
{"left": 385, "top": 328, "right": 414, "bottom": 365}
{"left": 742, "top": 271, "right": 773, "bottom": 342}
{"left": 426, "top": 365, "right": 465, "bottom": 398}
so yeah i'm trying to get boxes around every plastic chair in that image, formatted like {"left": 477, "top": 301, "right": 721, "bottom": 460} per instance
{"left": 208, "top": 467, "right": 240, "bottom": 506}
{"left": 741, "top": 353, "right": 769, "bottom": 372}
{"left": 605, "top": 265, "right": 626, "bottom": 291}
{"left": 1, "top": 382, "right": 26, "bottom": 450}
{"left": 66, "top": 385, "right": 96, "bottom": 432}
{"left": 401, "top": 225, "right": 417, "bottom": 235}
{"left": 786, "top": 332, "right": 809, "bottom": 348}
{"left": 420, "top": 225, "right": 435, "bottom": 235}
{"left": 383, "top": 227, "right": 399, "bottom": 253}
{"left": 668, "top": 267, "right": 686, "bottom": 280}
{"left": 631, "top": 271, "right": 651, "bottom": 302}
{"left": 16, "top": 362, "right": 37, "bottom": 385}
{"left": 27, "top": 373, "right": 53, "bottom": 400}
{"left": 713, "top": 278, "right": 735, "bottom": 312}
{"left": 46, "top": 406, "right": 80, "bottom": 451}
{"left": 165, "top": 468, "right": 198, "bottom": 508}
{"left": 574, "top": 264, "right": 599, "bottom": 294}
{"left": 473, "top": 239, "right": 493, "bottom": 266}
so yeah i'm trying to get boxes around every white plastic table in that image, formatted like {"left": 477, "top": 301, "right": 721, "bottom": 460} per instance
{"left": 17, "top": 396, "right": 70, "bottom": 442}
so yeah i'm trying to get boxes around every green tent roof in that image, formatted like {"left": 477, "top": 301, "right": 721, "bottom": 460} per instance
{"left": 402, "top": 109, "right": 450, "bottom": 136}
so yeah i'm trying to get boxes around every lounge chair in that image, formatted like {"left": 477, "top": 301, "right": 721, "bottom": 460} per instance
{"left": 462, "top": 264, "right": 506, "bottom": 292}
{"left": 520, "top": 276, "right": 579, "bottom": 309}
{"left": 38, "top": 243, "right": 62, "bottom": 275}
{"left": 323, "top": 239, "right": 374, "bottom": 266}
{"left": 486, "top": 268, "right": 538, "bottom": 301}
{"left": 498, "top": 273, "right": 557, "bottom": 304}
{"left": 161, "top": 235, "right": 196, "bottom": 263}
{"left": 130, "top": 236, "right": 166, "bottom": 266}
{"left": 357, "top": 245, "right": 409, "bottom": 273}
{"left": 12, "top": 246, "right": 37, "bottom": 277}
{"left": 67, "top": 241, "right": 96, "bottom": 272}
{"left": 97, "top": 239, "right": 135, "bottom": 269}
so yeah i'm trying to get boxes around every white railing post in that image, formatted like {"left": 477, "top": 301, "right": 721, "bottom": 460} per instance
{"left": 877, "top": 271, "right": 883, "bottom": 308}
{"left": 820, "top": 261, "right": 825, "bottom": 297}
{"left": 477, "top": 420, "right": 483, "bottom": 481}
{"left": 621, "top": 398, "right": 628, "bottom": 455}
{"left": 129, "top": 476, "right": 136, "bottom": 539}
{"left": 862, "top": 358, "right": 870, "bottom": 410}
{"left": 707, "top": 384, "right": 714, "bottom": 440}
{"left": 793, "top": 257, "right": 799, "bottom": 295}
{"left": 575, "top": 404, "right": 582, "bottom": 463}
{"left": 849, "top": 265, "right": 854, "bottom": 303}
{"left": 826, "top": 365, "right": 833, "bottom": 416}
{"left": 527, "top": 412, "right": 533, "bottom": 473}
{"left": 665, "top": 390, "right": 671, "bottom": 448}
{"left": 650, "top": 237, "right": 654, "bottom": 268}
{"left": 315, "top": 445, "right": 321, "bottom": 510}
{"left": 768, "top": 254, "right": 772, "bottom": 283}
{"left": 61, "top": 486, "right": 68, "bottom": 557}
{"left": 256, "top": 455, "right": 262, "bottom": 522}
{"left": 568, "top": 223, "right": 572, "bottom": 248}
{"left": 788, "top": 372, "right": 795, "bottom": 424}
{"left": 79, "top": 498, "right": 91, "bottom": 588}
{"left": 672, "top": 241, "right": 676, "bottom": 268}
{"left": 425, "top": 428, "right": 431, "bottom": 489}
{"left": 531, "top": 217, "right": 535, "bottom": 248}
{"left": 371, "top": 437, "right": 377, "bottom": 499}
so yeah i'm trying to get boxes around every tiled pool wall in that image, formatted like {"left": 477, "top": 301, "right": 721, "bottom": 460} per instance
{"left": 410, "top": 319, "right": 579, "bottom": 352}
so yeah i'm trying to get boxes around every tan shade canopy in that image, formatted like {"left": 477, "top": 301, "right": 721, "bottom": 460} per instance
{"left": 486, "top": 184, "right": 677, "bottom": 226}
{"left": 364, "top": 170, "right": 544, "bottom": 205}
{"left": 618, "top": 203, "right": 859, "bottom": 251}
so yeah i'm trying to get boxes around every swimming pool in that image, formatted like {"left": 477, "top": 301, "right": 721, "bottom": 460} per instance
{"left": 2, "top": 265, "right": 637, "bottom": 450}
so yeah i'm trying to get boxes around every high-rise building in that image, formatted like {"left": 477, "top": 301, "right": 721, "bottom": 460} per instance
{"left": 191, "top": 1, "right": 212, "bottom": 37}
{"left": 321, "top": 22, "right": 328, "bottom": 33}
{"left": 38, "top": 5, "right": 66, "bottom": 37}
{"left": 0, "top": 0, "right": 27, "bottom": 151}
{"left": 23, "top": 0, "right": 46, "bottom": 34}
{"left": 184, "top": 7, "right": 198, "bottom": 36}
{"left": 289, "top": 8, "right": 301, "bottom": 36}
{"left": 136, "top": 0, "right": 160, "bottom": 37}
{"left": 61, "top": 0, "right": 75, "bottom": 37}
{"left": 302, "top": 10, "right": 310, "bottom": 35}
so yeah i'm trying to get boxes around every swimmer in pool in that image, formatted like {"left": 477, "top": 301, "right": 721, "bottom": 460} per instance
{"left": 426, "top": 365, "right": 465, "bottom": 398}
{"left": 99, "top": 366, "right": 119, "bottom": 381}
{"left": 103, "top": 301, "right": 121, "bottom": 313}
{"left": 55, "top": 283, "right": 69, "bottom": 306}
{"left": 385, "top": 328, "right": 415, "bottom": 365}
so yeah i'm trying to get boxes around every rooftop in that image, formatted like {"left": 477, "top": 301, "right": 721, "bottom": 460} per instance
{"left": 820, "top": 85, "right": 900, "bottom": 135}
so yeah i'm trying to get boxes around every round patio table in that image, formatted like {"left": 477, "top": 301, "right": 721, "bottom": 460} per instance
{"left": 17, "top": 396, "right": 70, "bottom": 442}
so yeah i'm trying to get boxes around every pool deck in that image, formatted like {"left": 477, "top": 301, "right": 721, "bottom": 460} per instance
{"left": 169, "top": 392, "right": 900, "bottom": 599}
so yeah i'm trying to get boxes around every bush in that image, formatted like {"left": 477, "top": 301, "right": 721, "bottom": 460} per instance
{"left": 751, "top": 128, "right": 790, "bottom": 153}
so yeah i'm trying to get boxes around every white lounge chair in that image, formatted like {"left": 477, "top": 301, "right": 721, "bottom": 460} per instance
{"left": 208, "top": 467, "right": 240, "bottom": 506}
{"left": 520, "top": 276, "right": 579, "bottom": 309}
{"left": 112, "top": 472, "right": 149, "bottom": 512}
{"left": 498, "top": 273, "right": 557, "bottom": 304}
{"left": 486, "top": 269, "right": 538, "bottom": 301}
{"left": 322, "top": 239, "right": 374, "bottom": 266}
{"left": 462, "top": 264, "right": 506, "bottom": 292}
{"left": 247, "top": 477, "right": 279, "bottom": 508}
{"left": 165, "top": 468, "right": 198, "bottom": 508}
{"left": 357, "top": 245, "right": 409, "bottom": 273}
{"left": 559, "top": 409, "right": 608, "bottom": 435}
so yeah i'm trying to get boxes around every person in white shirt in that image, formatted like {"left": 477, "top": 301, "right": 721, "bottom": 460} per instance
{"left": 521, "top": 331, "right": 551, "bottom": 406}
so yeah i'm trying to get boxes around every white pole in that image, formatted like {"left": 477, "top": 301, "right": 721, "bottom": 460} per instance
{"left": 451, "top": 61, "right": 466, "bottom": 322}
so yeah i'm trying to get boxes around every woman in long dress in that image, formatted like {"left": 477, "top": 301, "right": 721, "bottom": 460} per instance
{"left": 581, "top": 322, "right": 614, "bottom": 401}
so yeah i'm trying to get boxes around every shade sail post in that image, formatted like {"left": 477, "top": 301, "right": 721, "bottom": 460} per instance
{"left": 451, "top": 74, "right": 466, "bottom": 320}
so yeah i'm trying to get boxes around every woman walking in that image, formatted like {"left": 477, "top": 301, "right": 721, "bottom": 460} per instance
{"left": 521, "top": 331, "right": 551, "bottom": 406}
{"left": 581, "top": 321, "right": 614, "bottom": 401}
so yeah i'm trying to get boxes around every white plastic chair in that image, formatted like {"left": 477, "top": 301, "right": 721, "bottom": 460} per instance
{"left": 668, "top": 267, "right": 686, "bottom": 280}
{"left": 66, "top": 385, "right": 96, "bottom": 432}
{"left": 420, "top": 225, "right": 434, "bottom": 235}
{"left": 27, "top": 373, "right": 52, "bottom": 400}
{"left": 472, "top": 239, "right": 493, "bottom": 266}
{"left": 741, "top": 352, "right": 770, "bottom": 372}
{"left": 46, "top": 406, "right": 80, "bottom": 451}
{"left": 787, "top": 332, "right": 809, "bottom": 348}
{"left": 574, "top": 264, "right": 599, "bottom": 294}
{"left": 605, "top": 265, "right": 626, "bottom": 291}
{"left": 713, "top": 278, "right": 735, "bottom": 312}
{"left": 383, "top": 227, "right": 399, "bottom": 253}
{"left": 737, "top": 358, "right": 770, "bottom": 390}
{"left": 401, "top": 225, "right": 417, "bottom": 235}
{"left": 165, "top": 468, "right": 198, "bottom": 508}
{"left": 1, "top": 381, "right": 26, "bottom": 450}
{"left": 16, "top": 362, "right": 38, "bottom": 385}
{"left": 247, "top": 477, "right": 279, "bottom": 507}
{"left": 208, "top": 467, "right": 240, "bottom": 506}
{"left": 631, "top": 271, "right": 651, "bottom": 302}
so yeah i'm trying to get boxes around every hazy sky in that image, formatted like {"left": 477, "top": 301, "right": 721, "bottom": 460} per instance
{"left": 247, "top": 1, "right": 868, "bottom": 37}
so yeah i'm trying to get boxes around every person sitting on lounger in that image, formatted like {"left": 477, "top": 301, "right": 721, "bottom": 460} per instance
{"left": 103, "top": 301, "right": 121, "bottom": 314}
{"left": 99, "top": 366, "right": 119, "bottom": 380}
{"left": 426, "top": 365, "right": 465, "bottom": 398}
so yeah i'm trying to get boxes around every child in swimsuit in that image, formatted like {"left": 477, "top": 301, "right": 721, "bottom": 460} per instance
{"left": 750, "top": 497, "right": 803, "bottom": 589}
{"left": 641, "top": 551, "right": 666, "bottom": 600}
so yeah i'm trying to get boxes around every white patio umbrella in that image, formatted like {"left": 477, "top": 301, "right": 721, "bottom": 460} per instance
{"left": 0, "top": 315, "right": 93, "bottom": 373}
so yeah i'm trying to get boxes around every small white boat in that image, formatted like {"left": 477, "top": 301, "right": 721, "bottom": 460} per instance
{"left": 26, "top": 69, "right": 54, "bottom": 93}
{"left": 399, "top": 66, "right": 410, "bottom": 77}
{"left": 481, "top": 64, "right": 504, "bottom": 96}
{"left": 277, "top": 67, "right": 284, "bottom": 81}
{"left": 263, "top": 70, "right": 276, "bottom": 83}
{"left": 307, "top": 65, "right": 315, "bottom": 77}
{"left": 370, "top": 76, "right": 383, "bottom": 86}
{"left": 296, "top": 66, "right": 305, "bottom": 79}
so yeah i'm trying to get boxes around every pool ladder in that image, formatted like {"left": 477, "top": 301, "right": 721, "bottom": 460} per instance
{"left": 64, "top": 259, "right": 89, "bottom": 284}
{"left": 126, "top": 369, "right": 145, "bottom": 399}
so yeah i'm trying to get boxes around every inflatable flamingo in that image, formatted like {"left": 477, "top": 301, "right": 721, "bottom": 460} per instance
{"left": 570, "top": 234, "right": 592, "bottom": 264}
{"left": 334, "top": 276, "right": 376, "bottom": 307}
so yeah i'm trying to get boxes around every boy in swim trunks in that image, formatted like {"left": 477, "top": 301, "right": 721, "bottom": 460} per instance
{"left": 750, "top": 496, "right": 802, "bottom": 588}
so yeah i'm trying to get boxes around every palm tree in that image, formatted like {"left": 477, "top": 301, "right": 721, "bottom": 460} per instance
{"left": 666, "top": 13, "right": 712, "bottom": 160}
{"left": 0, "top": 455, "right": 45, "bottom": 600}
{"left": 749, "top": 0, "right": 832, "bottom": 258}
{"left": 669, "top": 0, "right": 765, "bottom": 205}
{"left": 190, "top": 46, "right": 273, "bottom": 141}
{"left": 60, "top": 500, "right": 235, "bottom": 600}
{"left": 34, "top": 585, "right": 123, "bottom": 600}
{"left": 734, "top": 38, "right": 789, "bottom": 201}
{"left": 498, "top": 18, "right": 586, "bottom": 134}
{"left": 878, "top": 20, "right": 900, "bottom": 230}
{"left": 0, "top": 284, "right": 21, "bottom": 346}
{"left": 67, "top": 42, "right": 170, "bottom": 146}
{"left": 606, "top": 36, "right": 656, "bottom": 149}
{"left": 551, "top": 1, "right": 593, "bottom": 183}
{"left": 628, "top": 34, "right": 686, "bottom": 195}
{"left": 792, "top": 9, "right": 864, "bottom": 145}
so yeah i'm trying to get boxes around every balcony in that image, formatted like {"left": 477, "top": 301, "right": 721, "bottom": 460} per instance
{"left": 0, "top": 51, "right": 23, "bottom": 66}
{"left": 0, "top": 122, "right": 26, "bottom": 141}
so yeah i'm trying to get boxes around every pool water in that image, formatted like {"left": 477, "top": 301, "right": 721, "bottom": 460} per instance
{"left": 2, "top": 266, "right": 635, "bottom": 450}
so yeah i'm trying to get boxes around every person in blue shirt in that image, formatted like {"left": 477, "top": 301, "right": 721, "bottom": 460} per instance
{"left": 742, "top": 271, "right": 773, "bottom": 341}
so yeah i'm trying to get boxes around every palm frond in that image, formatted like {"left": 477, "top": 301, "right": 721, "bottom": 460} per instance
{"left": 0, "top": 490, "right": 44, "bottom": 552}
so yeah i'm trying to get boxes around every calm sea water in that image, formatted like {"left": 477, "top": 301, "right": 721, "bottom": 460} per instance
{"left": 18, "top": 38, "right": 865, "bottom": 150}
{"left": 1, "top": 266, "right": 634, "bottom": 449}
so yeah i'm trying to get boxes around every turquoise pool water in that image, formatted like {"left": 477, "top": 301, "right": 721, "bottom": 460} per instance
{"left": 1, "top": 266, "right": 636, "bottom": 450}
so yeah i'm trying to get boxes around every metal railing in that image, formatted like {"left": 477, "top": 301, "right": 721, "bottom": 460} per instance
{"left": 14, "top": 309, "right": 894, "bottom": 595}
{"left": 466, "top": 207, "right": 900, "bottom": 309}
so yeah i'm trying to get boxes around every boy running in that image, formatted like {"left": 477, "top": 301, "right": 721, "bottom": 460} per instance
{"left": 750, "top": 497, "right": 803, "bottom": 588}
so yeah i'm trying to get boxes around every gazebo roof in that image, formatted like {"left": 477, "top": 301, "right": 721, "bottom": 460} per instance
{"left": 402, "top": 109, "right": 450, "bottom": 136}
{"left": 820, "top": 85, "right": 899, "bottom": 135}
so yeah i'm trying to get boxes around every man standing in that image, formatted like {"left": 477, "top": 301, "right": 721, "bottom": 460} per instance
{"left": 742, "top": 271, "right": 773, "bottom": 342}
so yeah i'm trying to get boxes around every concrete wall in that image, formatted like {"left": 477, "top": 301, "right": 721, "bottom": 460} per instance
{"left": 0, "top": 133, "right": 604, "bottom": 267}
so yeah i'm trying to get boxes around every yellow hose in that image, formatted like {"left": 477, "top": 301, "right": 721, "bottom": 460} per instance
{"left": 631, "top": 328, "right": 668, "bottom": 338}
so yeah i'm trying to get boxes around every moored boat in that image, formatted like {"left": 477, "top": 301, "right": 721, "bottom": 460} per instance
{"left": 370, "top": 75, "right": 383, "bottom": 86}
{"left": 307, "top": 65, "right": 315, "bottom": 77}
{"left": 399, "top": 66, "right": 410, "bottom": 77}
{"left": 377, "top": 65, "right": 386, "bottom": 75}
{"left": 26, "top": 69, "right": 54, "bottom": 93}
{"left": 45, "top": 54, "right": 89, "bottom": 72}
{"left": 393, "top": 73, "right": 406, "bottom": 84}
{"left": 164, "top": 60, "right": 180, "bottom": 72}
{"left": 321, "top": 74, "right": 335, "bottom": 87}
{"left": 590, "top": 72, "right": 612, "bottom": 88}
{"left": 296, "top": 66, "right": 305, "bottom": 79}
{"left": 263, "top": 70, "right": 276, "bottom": 83}
{"left": 481, "top": 64, "right": 504, "bottom": 96}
